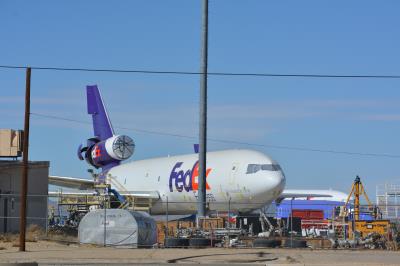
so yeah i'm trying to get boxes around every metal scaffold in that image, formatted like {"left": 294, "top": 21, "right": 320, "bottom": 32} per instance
{"left": 376, "top": 182, "right": 400, "bottom": 220}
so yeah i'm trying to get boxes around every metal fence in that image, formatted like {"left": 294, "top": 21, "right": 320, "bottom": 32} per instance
{"left": 0, "top": 193, "right": 48, "bottom": 234}
{"left": 0, "top": 193, "right": 399, "bottom": 248}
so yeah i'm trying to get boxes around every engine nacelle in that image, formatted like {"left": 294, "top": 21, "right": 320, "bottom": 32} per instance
{"left": 78, "top": 135, "right": 135, "bottom": 168}
{"left": 104, "top": 135, "right": 135, "bottom": 160}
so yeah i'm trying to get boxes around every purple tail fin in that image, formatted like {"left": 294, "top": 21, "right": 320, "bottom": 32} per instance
{"left": 86, "top": 85, "right": 114, "bottom": 141}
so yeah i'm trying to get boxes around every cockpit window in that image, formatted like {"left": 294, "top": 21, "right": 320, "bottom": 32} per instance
{"left": 246, "top": 164, "right": 261, "bottom": 174}
{"left": 246, "top": 164, "right": 281, "bottom": 174}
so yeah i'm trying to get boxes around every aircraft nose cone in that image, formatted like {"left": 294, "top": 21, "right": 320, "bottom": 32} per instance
{"left": 272, "top": 170, "right": 286, "bottom": 192}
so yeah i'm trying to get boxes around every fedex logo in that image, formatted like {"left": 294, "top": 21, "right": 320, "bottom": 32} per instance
{"left": 169, "top": 161, "right": 211, "bottom": 192}
{"left": 91, "top": 145, "right": 101, "bottom": 159}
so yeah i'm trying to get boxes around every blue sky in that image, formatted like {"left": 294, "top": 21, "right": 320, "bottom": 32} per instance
{"left": 1, "top": 1, "right": 400, "bottom": 197}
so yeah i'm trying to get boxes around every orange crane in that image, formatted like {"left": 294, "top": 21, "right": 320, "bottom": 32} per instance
{"left": 345, "top": 175, "right": 373, "bottom": 220}
{"left": 344, "top": 176, "right": 391, "bottom": 240}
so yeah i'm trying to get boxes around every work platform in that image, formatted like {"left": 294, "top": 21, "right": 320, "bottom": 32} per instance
{"left": 49, "top": 191, "right": 154, "bottom": 213}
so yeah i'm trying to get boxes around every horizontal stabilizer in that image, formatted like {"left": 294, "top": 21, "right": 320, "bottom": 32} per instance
{"left": 48, "top": 176, "right": 160, "bottom": 200}
{"left": 48, "top": 190, "right": 159, "bottom": 199}
{"left": 49, "top": 175, "right": 94, "bottom": 190}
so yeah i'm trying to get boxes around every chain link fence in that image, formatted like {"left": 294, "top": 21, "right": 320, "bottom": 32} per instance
{"left": 0, "top": 193, "right": 399, "bottom": 249}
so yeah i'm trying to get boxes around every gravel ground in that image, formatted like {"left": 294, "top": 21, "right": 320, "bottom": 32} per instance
{"left": 0, "top": 241, "right": 398, "bottom": 265}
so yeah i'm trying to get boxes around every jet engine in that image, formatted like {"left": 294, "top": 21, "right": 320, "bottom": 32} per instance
{"left": 78, "top": 135, "right": 135, "bottom": 168}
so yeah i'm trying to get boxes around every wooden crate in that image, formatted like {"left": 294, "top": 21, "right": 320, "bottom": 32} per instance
{"left": 198, "top": 217, "right": 225, "bottom": 229}
{"left": 156, "top": 220, "right": 195, "bottom": 244}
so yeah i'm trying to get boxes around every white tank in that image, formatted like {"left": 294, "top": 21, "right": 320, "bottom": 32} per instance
{"left": 78, "top": 209, "right": 157, "bottom": 248}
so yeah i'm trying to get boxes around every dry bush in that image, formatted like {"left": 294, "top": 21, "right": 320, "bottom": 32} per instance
{"left": 0, "top": 233, "right": 17, "bottom": 243}
{"left": 26, "top": 224, "right": 44, "bottom": 242}
{"left": 1, "top": 224, "right": 45, "bottom": 246}
{"left": 47, "top": 232, "right": 78, "bottom": 243}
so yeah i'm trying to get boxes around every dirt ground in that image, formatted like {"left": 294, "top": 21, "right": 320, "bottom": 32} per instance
{"left": 0, "top": 240, "right": 398, "bottom": 265}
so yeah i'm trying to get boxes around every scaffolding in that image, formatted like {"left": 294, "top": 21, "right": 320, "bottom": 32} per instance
{"left": 376, "top": 182, "right": 400, "bottom": 220}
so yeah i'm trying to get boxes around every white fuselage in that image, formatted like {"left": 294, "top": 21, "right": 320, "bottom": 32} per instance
{"left": 107, "top": 149, "right": 286, "bottom": 214}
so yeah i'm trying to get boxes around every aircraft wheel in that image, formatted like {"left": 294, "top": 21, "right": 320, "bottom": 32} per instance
{"left": 283, "top": 239, "right": 308, "bottom": 248}
{"left": 253, "top": 239, "right": 281, "bottom": 248}
{"left": 164, "top": 237, "right": 189, "bottom": 248}
{"left": 189, "top": 238, "right": 211, "bottom": 248}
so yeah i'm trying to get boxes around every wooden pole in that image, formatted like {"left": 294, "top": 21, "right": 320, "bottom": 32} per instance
{"left": 19, "top": 67, "right": 31, "bottom": 251}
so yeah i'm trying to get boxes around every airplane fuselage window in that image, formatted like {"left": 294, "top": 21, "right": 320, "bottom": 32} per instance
{"left": 246, "top": 164, "right": 281, "bottom": 174}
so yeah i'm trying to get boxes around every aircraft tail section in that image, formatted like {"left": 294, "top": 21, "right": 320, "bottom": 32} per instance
{"left": 86, "top": 85, "right": 114, "bottom": 141}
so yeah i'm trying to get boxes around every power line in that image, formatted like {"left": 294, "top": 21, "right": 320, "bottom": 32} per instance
{"left": 1, "top": 65, "right": 400, "bottom": 79}
{"left": 30, "top": 112, "right": 400, "bottom": 159}
{"left": 30, "top": 112, "right": 195, "bottom": 139}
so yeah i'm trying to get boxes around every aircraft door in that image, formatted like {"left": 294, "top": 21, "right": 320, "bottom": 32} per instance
{"left": 229, "top": 162, "right": 239, "bottom": 186}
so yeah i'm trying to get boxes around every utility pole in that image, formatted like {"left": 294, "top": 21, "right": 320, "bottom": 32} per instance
{"left": 197, "top": 0, "right": 209, "bottom": 222}
{"left": 19, "top": 67, "right": 31, "bottom": 251}
{"left": 290, "top": 197, "right": 293, "bottom": 247}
